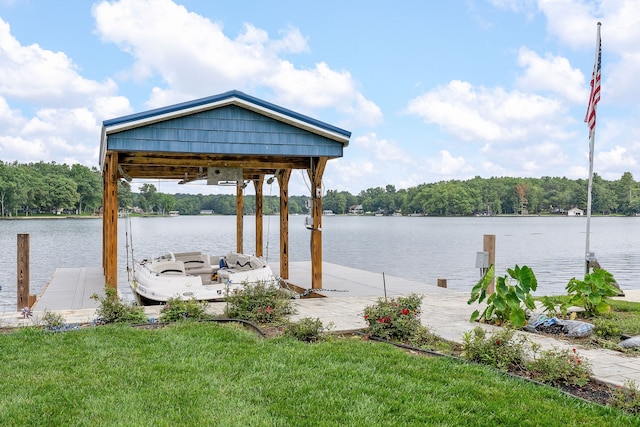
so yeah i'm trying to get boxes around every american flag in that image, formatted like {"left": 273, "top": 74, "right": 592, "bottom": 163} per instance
{"left": 585, "top": 26, "right": 601, "bottom": 137}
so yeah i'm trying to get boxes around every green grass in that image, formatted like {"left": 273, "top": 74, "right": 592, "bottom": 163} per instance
{"left": 608, "top": 299, "right": 640, "bottom": 335}
{"left": 0, "top": 323, "right": 635, "bottom": 426}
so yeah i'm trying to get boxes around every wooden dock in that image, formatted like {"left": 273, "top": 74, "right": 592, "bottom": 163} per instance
{"left": 32, "top": 262, "right": 434, "bottom": 311}
{"left": 274, "top": 261, "right": 434, "bottom": 298}
{"left": 32, "top": 267, "right": 105, "bottom": 311}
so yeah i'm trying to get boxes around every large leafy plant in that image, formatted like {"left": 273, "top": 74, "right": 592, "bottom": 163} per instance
{"left": 468, "top": 264, "right": 537, "bottom": 328}
{"left": 565, "top": 268, "right": 620, "bottom": 317}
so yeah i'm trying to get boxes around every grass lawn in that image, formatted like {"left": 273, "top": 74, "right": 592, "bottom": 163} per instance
{"left": 0, "top": 322, "right": 636, "bottom": 426}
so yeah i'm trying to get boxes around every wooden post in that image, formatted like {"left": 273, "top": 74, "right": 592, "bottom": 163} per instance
{"left": 278, "top": 169, "right": 291, "bottom": 280}
{"left": 236, "top": 184, "right": 244, "bottom": 254}
{"left": 17, "top": 233, "right": 31, "bottom": 310}
{"left": 437, "top": 278, "right": 447, "bottom": 288}
{"left": 254, "top": 177, "right": 264, "bottom": 257}
{"left": 103, "top": 152, "right": 119, "bottom": 289}
{"left": 307, "top": 157, "right": 327, "bottom": 290}
{"left": 483, "top": 234, "right": 496, "bottom": 293}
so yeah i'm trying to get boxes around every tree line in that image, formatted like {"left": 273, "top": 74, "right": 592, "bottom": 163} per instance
{"left": 0, "top": 161, "right": 102, "bottom": 216}
{"left": 1, "top": 161, "right": 639, "bottom": 217}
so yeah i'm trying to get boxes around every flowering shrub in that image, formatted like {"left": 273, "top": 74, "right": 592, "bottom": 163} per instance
{"left": 461, "top": 327, "right": 528, "bottom": 372}
{"left": 224, "top": 281, "right": 295, "bottom": 324}
{"left": 362, "top": 294, "right": 423, "bottom": 341}
{"left": 611, "top": 380, "right": 640, "bottom": 414}
{"left": 160, "top": 297, "right": 208, "bottom": 322}
{"left": 527, "top": 347, "right": 592, "bottom": 387}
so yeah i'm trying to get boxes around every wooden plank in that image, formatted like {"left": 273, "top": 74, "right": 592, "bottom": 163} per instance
{"left": 278, "top": 169, "right": 291, "bottom": 279}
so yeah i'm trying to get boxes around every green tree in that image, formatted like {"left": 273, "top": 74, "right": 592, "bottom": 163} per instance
{"left": 139, "top": 184, "right": 158, "bottom": 213}
{"left": 70, "top": 164, "right": 102, "bottom": 214}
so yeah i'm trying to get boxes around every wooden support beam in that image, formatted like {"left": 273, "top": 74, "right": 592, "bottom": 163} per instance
{"left": 278, "top": 169, "right": 291, "bottom": 279}
{"left": 103, "top": 152, "right": 119, "bottom": 289}
{"left": 307, "top": 157, "right": 327, "bottom": 289}
{"left": 236, "top": 184, "right": 244, "bottom": 254}
{"left": 254, "top": 176, "right": 264, "bottom": 257}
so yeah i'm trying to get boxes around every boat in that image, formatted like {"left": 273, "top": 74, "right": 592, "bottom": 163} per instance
{"left": 130, "top": 251, "right": 277, "bottom": 304}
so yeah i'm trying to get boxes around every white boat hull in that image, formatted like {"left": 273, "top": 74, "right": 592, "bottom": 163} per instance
{"left": 130, "top": 251, "right": 277, "bottom": 304}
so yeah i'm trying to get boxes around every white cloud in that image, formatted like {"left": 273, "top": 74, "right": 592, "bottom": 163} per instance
{"left": 405, "top": 80, "right": 566, "bottom": 143}
{"left": 0, "top": 18, "right": 117, "bottom": 107}
{"left": 596, "top": 145, "right": 638, "bottom": 170}
{"left": 353, "top": 133, "right": 412, "bottom": 163}
{"left": 92, "top": 0, "right": 381, "bottom": 126}
{"left": 424, "top": 150, "right": 474, "bottom": 177}
{"left": 538, "top": 0, "right": 640, "bottom": 104}
{"left": 516, "top": 47, "right": 586, "bottom": 103}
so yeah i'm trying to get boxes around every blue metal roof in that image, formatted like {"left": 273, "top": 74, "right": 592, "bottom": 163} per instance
{"left": 103, "top": 90, "right": 350, "bottom": 139}
{"left": 100, "top": 90, "right": 350, "bottom": 168}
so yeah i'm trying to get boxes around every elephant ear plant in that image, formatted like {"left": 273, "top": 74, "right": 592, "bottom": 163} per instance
{"left": 468, "top": 264, "right": 538, "bottom": 328}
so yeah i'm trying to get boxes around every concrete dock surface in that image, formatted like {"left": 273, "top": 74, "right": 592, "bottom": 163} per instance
{"left": 2, "top": 262, "right": 640, "bottom": 388}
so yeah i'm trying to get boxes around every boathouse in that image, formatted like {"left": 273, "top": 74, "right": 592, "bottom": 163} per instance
{"left": 99, "top": 90, "right": 351, "bottom": 292}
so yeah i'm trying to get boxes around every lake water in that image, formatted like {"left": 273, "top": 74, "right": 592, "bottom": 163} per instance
{"left": 1, "top": 215, "right": 638, "bottom": 312}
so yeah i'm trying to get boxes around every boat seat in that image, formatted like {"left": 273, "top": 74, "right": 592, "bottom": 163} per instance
{"left": 153, "top": 260, "right": 185, "bottom": 275}
{"left": 224, "top": 253, "right": 266, "bottom": 271}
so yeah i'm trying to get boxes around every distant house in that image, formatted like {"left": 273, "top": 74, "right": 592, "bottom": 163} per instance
{"left": 349, "top": 204, "right": 364, "bottom": 215}
{"left": 567, "top": 207, "right": 584, "bottom": 216}
{"left": 200, "top": 210, "right": 213, "bottom": 215}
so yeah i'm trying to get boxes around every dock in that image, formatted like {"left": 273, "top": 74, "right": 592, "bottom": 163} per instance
{"left": 31, "top": 267, "right": 104, "bottom": 311}
{"left": 4, "top": 262, "right": 640, "bottom": 388}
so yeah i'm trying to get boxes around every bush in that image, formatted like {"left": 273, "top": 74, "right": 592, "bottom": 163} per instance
{"left": 611, "top": 380, "right": 640, "bottom": 414}
{"left": 362, "top": 294, "right": 423, "bottom": 341}
{"left": 593, "top": 317, "right": 622, "bottom": 339}
{"left": 527, "top": 347, "right": 592, "bottom": 387}
{"left": 91, "top": 287, "right": 148, "bottom": 324}
{"left": 461, "top": 327, "right": 528, "bottom": 372}
{"left": 284, "top": 317, "right": 325, "bottom": 342}
{"left": 410, "top": 325, "right": 458, "bottom": 354}
{"left": 41, "top": 310, "right": 65, "bottom": 330}
{"left": 224, "top": 281, "right": 295, "bottom": 324}
{"left": 160, "top": 298, "right": 208, "bottom": 322}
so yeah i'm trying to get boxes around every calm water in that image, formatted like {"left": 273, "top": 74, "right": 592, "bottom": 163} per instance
{"left": 1, "top": 215, "right": 638, "bottom": 311}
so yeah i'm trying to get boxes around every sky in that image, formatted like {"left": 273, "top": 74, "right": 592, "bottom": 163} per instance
{"left": 1, "top": 0, "right": 639, "bottom": 197}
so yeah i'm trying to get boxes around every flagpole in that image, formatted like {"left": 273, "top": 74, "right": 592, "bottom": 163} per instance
{"left": 585, "top": 22, "right": 601, "bottom": 276}
{"left": 585, "top": 125, "right": 595, "bottom": 275}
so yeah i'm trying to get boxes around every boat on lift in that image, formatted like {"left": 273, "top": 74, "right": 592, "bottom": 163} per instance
{"left": 130, "top": 251, "right": 277, "bottom": 304}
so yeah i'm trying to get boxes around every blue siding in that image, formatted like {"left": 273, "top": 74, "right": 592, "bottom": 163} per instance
{"left": 107, "top": 105, "right": 343, "bottom": 157}
{"left": 103, "top": 90, "right": 351, "bottom": 140}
